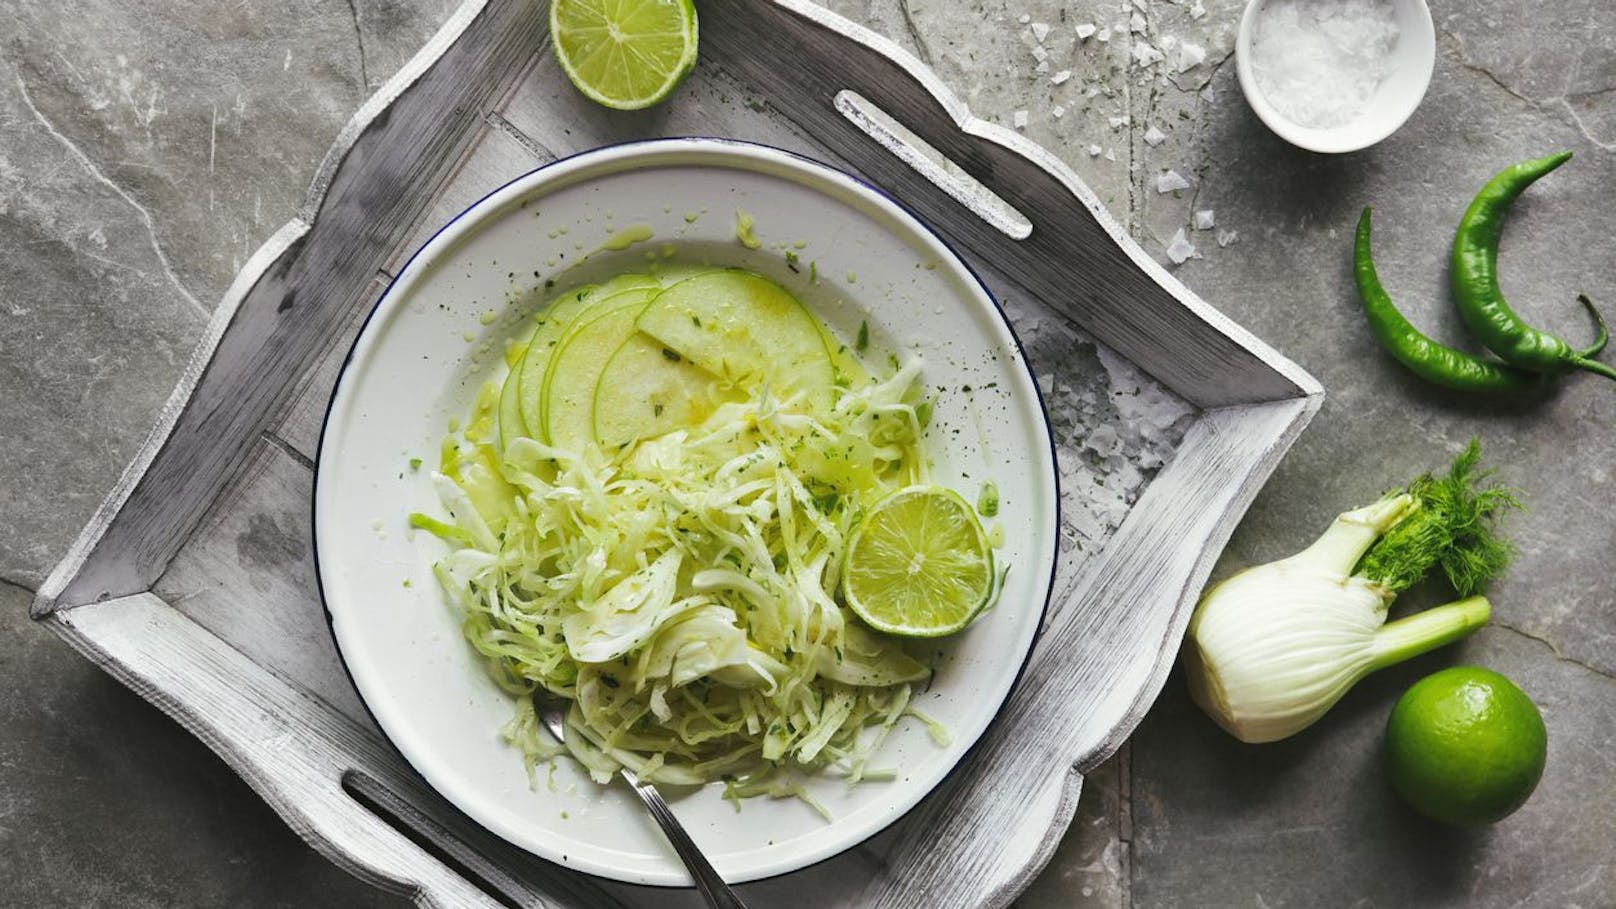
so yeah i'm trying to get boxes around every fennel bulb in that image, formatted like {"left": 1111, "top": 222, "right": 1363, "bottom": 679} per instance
{"left": 1185, "top": 441, "right": 1518, "bottom": 743}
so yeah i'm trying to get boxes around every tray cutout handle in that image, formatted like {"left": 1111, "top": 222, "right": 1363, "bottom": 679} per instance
{"left": 341, "top": 771, "right": 524, "bottom": 909}
{"left": 834, "top": 89, "right": 1032, "bottom": 241}
{"left": 340, "top": 769, "right": 629, "bottom": 909}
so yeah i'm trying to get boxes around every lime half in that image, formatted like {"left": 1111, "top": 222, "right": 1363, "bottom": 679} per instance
{"left": 550, "top": 0, "right": 699, "bottom": 111}
{"left": 843, "top": 486, "right": 995, "bottom": 638}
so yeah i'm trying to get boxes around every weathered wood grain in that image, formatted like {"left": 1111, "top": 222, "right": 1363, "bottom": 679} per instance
{"left": 497, "top": 51, "right": 831, "bottom": 163}
{"left": 270, "top": 275, "right": 391, "bottom": 461}
{"left": 153, "top": 437, "right": 369, "bottom": 723}
{"left": 383, "top": 113, "right": 559, "bottom": 280}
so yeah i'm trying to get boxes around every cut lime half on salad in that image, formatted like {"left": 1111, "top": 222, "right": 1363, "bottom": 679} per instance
{"left": 550, "top": 0, "right": 699, "bottom": 111}
{"left": 844, "top": 486, "right": 996, "bottom": 638}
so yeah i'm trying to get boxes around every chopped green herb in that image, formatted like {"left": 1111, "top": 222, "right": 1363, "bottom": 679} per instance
{"left": 977, "top": 480, "right": 1000, "bottom": 517}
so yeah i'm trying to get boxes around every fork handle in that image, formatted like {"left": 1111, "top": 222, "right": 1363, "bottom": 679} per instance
{"left": 621, "top": 771, "right": 749, "bottom": 909}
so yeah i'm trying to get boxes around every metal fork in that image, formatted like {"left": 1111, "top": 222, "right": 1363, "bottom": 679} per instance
{"left": 533, "top": 694, "right": 749, "bottom": 909}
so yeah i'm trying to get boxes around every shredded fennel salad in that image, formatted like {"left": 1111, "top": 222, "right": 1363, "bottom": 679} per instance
{"left": 412, "top": 269, "right": 983, "bottom": 814}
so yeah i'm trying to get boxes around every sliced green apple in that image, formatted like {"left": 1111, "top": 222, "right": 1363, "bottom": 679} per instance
{"left": 592, "top": 332, "right": 735, "bottom": 448}
{"left": 516, "top": 274, "right": 658, "bottom": 442}
{"left": 634, "top": 270, "right": 834, "bottom": 408}
{"left": 540, "top": 291, "right": 657, "bottom": 453}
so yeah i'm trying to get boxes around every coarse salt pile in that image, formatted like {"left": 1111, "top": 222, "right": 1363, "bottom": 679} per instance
{"left": 1250, "top": 0, "right": 1400, "bottom": 129}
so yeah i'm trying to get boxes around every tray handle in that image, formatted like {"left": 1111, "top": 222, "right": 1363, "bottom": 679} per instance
{"left": 832, "top": 89, "right": 1033, "bottom": 242}
{"left": 710, "top": 0, "right": 1316, "bottom": 410}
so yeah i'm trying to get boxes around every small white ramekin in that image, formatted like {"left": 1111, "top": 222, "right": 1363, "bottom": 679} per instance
{"left": 1236, "top": 0, "right": 1436, "bottom": 154}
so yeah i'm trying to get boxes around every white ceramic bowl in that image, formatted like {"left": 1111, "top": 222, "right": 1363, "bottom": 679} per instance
{"left": 313, "top": 139, "right": 1059, "bottom": 885}
{"left": 1236, "top": 0, "right": 1435, "bottom": 153}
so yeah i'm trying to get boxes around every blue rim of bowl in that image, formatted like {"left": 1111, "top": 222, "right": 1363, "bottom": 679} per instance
{"left": 311, "top": 136, "right": 1062, "bottom": 888}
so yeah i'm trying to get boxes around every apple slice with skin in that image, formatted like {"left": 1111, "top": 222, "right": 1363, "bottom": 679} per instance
{"left": 513, "top": 274, "right": 659, "bottom": 444}
{"left": 592, "top": 331, "right": 736, "bottom": 448}
{"left": 540, "top": 290, "right": 657, "bottom": 453}
{"left": 634, "top": 270, "right": 835, "bottom": 410}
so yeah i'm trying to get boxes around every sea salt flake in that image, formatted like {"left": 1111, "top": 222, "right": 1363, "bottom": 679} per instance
{"left": 1130, "top": 11, "right": 1148, "bottom": 33}
{"left": 1194, "top": 209, "right": 1216, "bottom": 230}
{"left": 1250, "top": 0, "right": 1401, "bottom": 129}
{"left": 1075, "top": 22, "right": 1097, "bottom": 39}
{"left": 1156, "top": 170, "right": 1191, "bottom": 193}
{"left": 1178, "top": 41, "right": 1207, "bottom": 71}
{"left": 1108, "top": 114, "right": 1130, "bottom": 129}
{"left": 1143, "top": 125, "right": 1168, "bottom": 146}
{"left": 1131, "top": 42, "right": 1164, "bottom": 67}
{"left": 1053, "top": 105, "right": 1067, "bottom": 118}
{"left": 1051, "top": 69, "right": 1073, "bottom": 85}
{"left": 1096, "top": 26, "right": 1112, "bottom": 42}
{"left": 1035, "top": 60, "right": 1051, "bottom": 73}
{"left": 1217, "top": 229, "right": 1239, "bottom": 247}
{"left": 1032, "top": 21, "right": 1052, "bottom": 42}
{"left": 1013, "top": 110, "right": 1030, "bottom": 129}
{"left": 1087, "top": 143, "right": 1103, "bottom": 156}
{"left": 1018, "top": 13, "right": 1031, "bottom": 24}
{"left": 1104, "top": 148, "right": 1117, "bottom": 161}
{"left": 1200, "top": 84, "right": 1216, "bottom": 102}
{"left": 1032, "top": 45, "right": 1049, "bottom": 62}
{"left": 1165, "top": 228, "right": 1198, "bottom": 264}
{"left": 1190, "top": 0, "right": 1207, "bottom": 19}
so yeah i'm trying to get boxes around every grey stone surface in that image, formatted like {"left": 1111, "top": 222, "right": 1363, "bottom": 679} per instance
{"left": 2, "top": 0, "right": 1614, "bottom": 907}
{"left": 0, "top": 0, "right": 453, "bottom": 589}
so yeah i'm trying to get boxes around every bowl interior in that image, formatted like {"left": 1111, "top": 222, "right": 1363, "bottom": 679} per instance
{"left": 1236, "top": 0, "right": 1436, "bottom": 153}
{"left": 313, "top": 140, "right": 1059, "bottom": 885}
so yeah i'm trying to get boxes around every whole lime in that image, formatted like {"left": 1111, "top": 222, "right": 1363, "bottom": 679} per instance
{"left": 1385, "top": 666, "right": 1546, "bottom": 825}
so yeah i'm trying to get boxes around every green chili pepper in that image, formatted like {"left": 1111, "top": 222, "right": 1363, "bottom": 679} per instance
{"left": 1451, "top": 152, "right": 1616, "bottom": 380}
{"left": 1355, "top": 208, "right": 1542, "bottom": 393}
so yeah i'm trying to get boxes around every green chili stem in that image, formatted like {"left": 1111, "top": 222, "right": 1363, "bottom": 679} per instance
{"left": 1369, "top": 595, "right": 1491, "bottom": 671}
{"left": 1574, "top": 295, "right": 1609, "bottom": 360}
{"left": 1571, "top": 357, "right": 1616, "bottom": 381}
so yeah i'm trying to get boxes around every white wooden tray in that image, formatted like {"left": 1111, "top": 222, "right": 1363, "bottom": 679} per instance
{"left": 32, "top": 1, "right": 1322, "bottom": 906}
